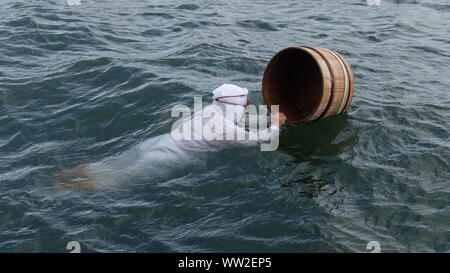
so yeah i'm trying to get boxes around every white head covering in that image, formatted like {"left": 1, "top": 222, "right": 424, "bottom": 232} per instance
{"left": 212, "top": 84, "right": 248, "bottom": 105}
{"left": 211, "top": 84, "right": 248, "bottom": 124}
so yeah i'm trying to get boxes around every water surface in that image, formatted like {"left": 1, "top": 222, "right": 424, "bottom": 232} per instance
{"left": 0, "top": 0, "right": 449, "bottom": 252}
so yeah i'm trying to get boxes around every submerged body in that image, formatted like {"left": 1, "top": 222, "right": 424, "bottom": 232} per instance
{"left": 55, "top": 84, "right": 286, "bottom": 189}
{"left": 86, "top": 133, "right": 194, "bottom": 186}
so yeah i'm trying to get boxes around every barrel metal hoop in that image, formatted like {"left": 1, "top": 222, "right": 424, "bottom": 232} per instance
{"left": 320, "top": 48, "right": 350, "bottom": 114}
{"left": 302, "top": 46, "right": 335, "bottom": 120}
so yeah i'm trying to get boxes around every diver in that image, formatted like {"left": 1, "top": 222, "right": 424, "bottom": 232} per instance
{"left": 55, "top": 84, "right": 287, "bottom": 189}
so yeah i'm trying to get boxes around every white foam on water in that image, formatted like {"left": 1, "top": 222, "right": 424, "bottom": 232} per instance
{"left": 67, "top": 0, "right": 81, "bottom": 6}
{"left": 367, "top": 0, "right": 381, "bottom": 6}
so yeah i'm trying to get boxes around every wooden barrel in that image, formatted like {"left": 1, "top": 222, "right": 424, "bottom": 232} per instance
{"left": 262, "top": 46, "right": 355, "bottom": 123}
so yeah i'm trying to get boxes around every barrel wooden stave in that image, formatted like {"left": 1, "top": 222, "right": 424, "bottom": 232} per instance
{"left": 262, "top": 46, "right": 355, "bottom": 123}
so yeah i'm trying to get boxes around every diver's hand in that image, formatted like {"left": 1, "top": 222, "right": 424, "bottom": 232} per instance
{"left": 271, "top": 112, "right": 287, "bottom": 127}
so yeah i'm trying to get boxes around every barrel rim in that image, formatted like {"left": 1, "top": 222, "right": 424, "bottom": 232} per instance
{"left": 262, "top": 46, "right": 326, "bottom": 123}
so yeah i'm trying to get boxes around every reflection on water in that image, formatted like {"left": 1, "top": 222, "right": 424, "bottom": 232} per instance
{"left": 278, "top": 114, "right": 357, "bottom": 215}
{"left": 280, "top": 114, "right": 358, "bottom": 159}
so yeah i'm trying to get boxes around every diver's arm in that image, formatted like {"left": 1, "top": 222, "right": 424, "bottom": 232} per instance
{"left": 226, "top": 112, "right": 286, "bottom": 147}
{"left": 236, "top": 125, "right": 279, "bottom": 145}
